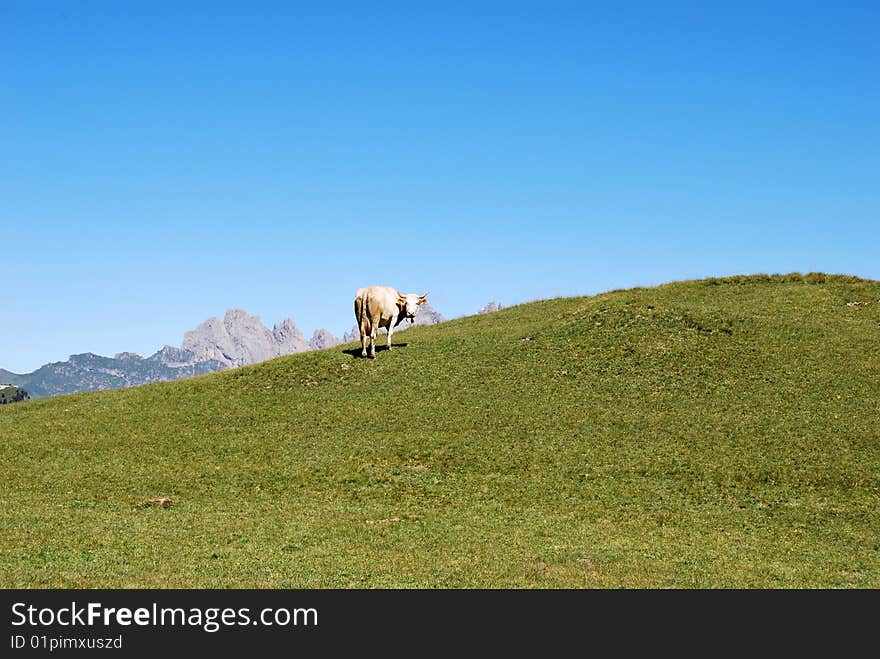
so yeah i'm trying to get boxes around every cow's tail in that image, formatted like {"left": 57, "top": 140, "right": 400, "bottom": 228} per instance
{"left": 358, "top": 290, "right": 368, "bottom": 334}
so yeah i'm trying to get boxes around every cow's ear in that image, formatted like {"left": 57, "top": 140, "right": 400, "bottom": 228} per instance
{"left": 418, "top": 293, "right": 429, "bottom": 305}
{"left": 397, "top": 295, "right": 407, "bottom": 306}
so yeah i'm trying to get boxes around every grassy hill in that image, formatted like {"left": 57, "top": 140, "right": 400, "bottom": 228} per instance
{"left": 2, "top": 273, "right": 878, "bottom": 588}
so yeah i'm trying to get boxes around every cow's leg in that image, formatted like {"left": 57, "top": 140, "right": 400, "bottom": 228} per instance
{"left": 369, "top": 322, "right": 378, "bottom": 358}
{"left": 360, "top": 328, "right": 368, "bottom": 358}
{"left": 386, "top": 317, "right": 396, "bottom": 351}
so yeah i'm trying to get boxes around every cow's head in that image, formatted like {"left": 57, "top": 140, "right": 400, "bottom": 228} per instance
{"left": 397, "top": 292, "right": 429, "bottom": 322}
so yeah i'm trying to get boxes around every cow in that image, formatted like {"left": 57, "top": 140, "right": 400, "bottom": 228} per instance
{"left": 354, "top": 286, "right": 428, "bottom": 358}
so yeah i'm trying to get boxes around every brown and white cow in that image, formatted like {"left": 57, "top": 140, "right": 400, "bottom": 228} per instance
{"left": 354, "top": 286, "right": 428, "bottom": 358}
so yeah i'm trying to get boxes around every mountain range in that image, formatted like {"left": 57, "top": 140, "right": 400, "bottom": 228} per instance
{"left": 1, "top": 301, "right": 486, "bottom": 398}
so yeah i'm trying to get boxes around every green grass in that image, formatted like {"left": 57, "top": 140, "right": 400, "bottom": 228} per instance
{"left": 2, "top": 273, "right": 879, "bottom": 588}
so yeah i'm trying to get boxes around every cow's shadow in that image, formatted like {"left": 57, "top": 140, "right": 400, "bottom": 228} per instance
{"left": 342, "top": 343, "right": 409, "bottom": 359}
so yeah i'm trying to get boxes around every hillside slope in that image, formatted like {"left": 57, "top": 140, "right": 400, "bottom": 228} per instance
{"left": 2, "top": 274, "right": 878, "bottom": 588}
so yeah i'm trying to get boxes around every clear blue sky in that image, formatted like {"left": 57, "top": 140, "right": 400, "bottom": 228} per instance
{"left": 2, "top": 1, "right": 877, "bottom": 373}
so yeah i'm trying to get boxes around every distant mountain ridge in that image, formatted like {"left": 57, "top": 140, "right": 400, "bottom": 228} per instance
{"left": 0, "top": 349, "right": 226, "bottom": 399}
{"left": 3, "top": 300, "right": 479, "bottom": 399}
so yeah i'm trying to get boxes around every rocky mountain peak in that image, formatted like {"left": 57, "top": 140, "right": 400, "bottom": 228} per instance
{"left": 412, "top": 302, "right": 446, "bottom": 326}
{"left": 182, "top": 309, "right": 312, "bottom": 368}
{"left": 113, "top": 352, "right": 144, "bottom": 361}
{"left": 476, "top": 301, "right": 503, "bottom": 314}
{"left": 273, "top": 318, "right": 310, "bottom": 355}
{"left": 149, "top": 345, "right": 199, "bottom": 366}
{"left": 309, "top": 329, "right": 341, "bottom": 351}
{"left": 181, "top": 316, "right": 234, "bottom": 366}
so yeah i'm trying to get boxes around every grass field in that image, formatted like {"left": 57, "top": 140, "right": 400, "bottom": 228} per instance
{"left": 2, "top": 273, "right": 879, "bottom": 588}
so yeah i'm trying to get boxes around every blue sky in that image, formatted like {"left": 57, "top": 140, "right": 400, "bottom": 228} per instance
{"left": 2, "top": 2, "right": 877, "bottom": 373}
